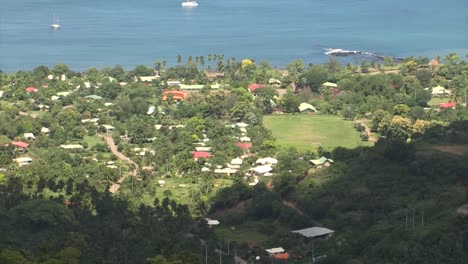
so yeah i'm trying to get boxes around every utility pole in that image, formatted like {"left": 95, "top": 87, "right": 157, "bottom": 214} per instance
{"left": 219, "top": 243, "right": 222, "bottom": 264}
{"left": 227, "top": 240, "right": 230, "bottom": 255}
{"left": 421, "top": 207, "right": 424, "bottom": 227}
{"left": 405, "top": 209, "right": 408, "bottom": 230}
{"left": 412, "top": 208, "right": 415, "bottom": 229}
{"left": 205, "top": 244, "right": 208, "bottom": 264}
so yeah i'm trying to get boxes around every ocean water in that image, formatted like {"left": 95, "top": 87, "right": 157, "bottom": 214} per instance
{"left": 1, "top": 0, "right": 467, "bottom": 72}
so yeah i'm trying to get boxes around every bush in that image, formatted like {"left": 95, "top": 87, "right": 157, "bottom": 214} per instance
{"left": 360, "top": 131, "right": 369, "bottom": 141}
{"left": 354, "top": 123, "right": 366, "bottom": 132}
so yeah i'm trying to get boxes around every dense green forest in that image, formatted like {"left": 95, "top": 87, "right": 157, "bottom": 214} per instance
{"left": 0, "top": 53, "right": 467, "bottom": 263}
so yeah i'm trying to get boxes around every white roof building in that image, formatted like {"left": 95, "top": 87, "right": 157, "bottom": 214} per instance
{"left": 24, "top": 133, "right": 35, "bottom": 140}
{"left": 250, "top": 165, "right": 273, "bottom": 174}
{"left": 102, "top": 124, "right": 115, "bottom": 131}
{"left": 256, "top": 157, "right": 278, "bottom": 165}
{"left": 60, "top": 144, "right": 84, "bottom": 149}
{"left": 41, "top": 127, "right": 50, "bottom": 134}
{"left": 15, "top": 157, "right": 33, "bottom": 166}
{"left": 147, "top": 106, "right": 156, "bottom": 115}
{"left": 239, "top": 136, "right": 251, "bottom": 142}
{"left": 81, "top": 118, "right": 100, "bottom": 124}
{"left": 214, "top": 168, "right": 238, "bottom": 174}
{"left": 195, "top": 147, "right": 212, "bottom": 152}
{"left": 291, "top": 227, "right": 334, "bottom": 239}
{"left": 265, "top": 247, "right": 285, "bottom": 254}
{"left": 235, "top": 122, "right": 249, "bottom": 128}
{"left": 231, "top": 157, "right": 243, "bottom": 165}
{"left": 57, "top": 91, "right": 71, "bottom": 97}
{"left": 206, "top": 218, "right": 220, "bottom": 226}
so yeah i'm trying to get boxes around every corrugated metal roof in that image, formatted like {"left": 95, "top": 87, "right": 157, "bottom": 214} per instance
{"left": 291, "top": 227, "right": 334, "bottom": 238}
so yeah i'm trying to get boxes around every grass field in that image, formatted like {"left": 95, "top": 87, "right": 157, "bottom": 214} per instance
{"left": 427, "top": 97, "right": 450, "bottom": 106}
{"left": 263, "top": 114, "right": 373, "bottom": 151}
{"left": 82, "top": 136, "right": 104, "bottom": 148}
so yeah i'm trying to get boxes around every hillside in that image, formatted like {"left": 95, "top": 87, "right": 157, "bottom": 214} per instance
{"left": 209, "top": 137, "right": 468, "bottom": 263}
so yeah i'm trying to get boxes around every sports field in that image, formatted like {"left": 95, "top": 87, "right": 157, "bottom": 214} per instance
{"left": 263, "top": 114, "right": 373, "bottom": 151}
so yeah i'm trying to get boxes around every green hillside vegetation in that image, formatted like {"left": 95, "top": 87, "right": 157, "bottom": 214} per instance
{"left": 0, "top": 53, "right": 467, "bottom": 263}
{"left": 263, "top": 115, "right": 372, "bottom": 151}
{"left": 209, "top": 135, "right": 468, "bottom": 263}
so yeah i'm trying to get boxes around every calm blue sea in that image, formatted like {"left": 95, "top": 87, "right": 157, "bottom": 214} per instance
{"left": 1, "top": 0, "right": 467, "bottom": 72}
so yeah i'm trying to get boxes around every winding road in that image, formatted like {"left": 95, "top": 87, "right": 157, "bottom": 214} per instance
{"left": 102, "top": 135, "right": 138, "bottom": 193}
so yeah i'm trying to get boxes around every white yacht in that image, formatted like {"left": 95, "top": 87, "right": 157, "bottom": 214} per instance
{"left": 51, "top": 14, "right": 60, "bottom": 29}
{"left": 182, "top": 0, "right": 199, "bottom": 7}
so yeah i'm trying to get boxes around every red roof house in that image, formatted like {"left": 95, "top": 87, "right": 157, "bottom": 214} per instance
{"left": 248, "top": 84, "right": 266, "bottom": 92}
{"left": 235, "top": 142, "right": 252, "bottom": 150}
{"left": 12, "top": 141, "right": 29, "bottom": 148}
{"left": 162, "top": 90, "right": 189, "bottom": 101}
{"left": 192, "top": 151, "right": 212, "bottom": 159}
{"left": 25, "top": 87, "right": 38, "bottom": 93}
{"left": 439, "top": 102, "right": 456, "bottom": 109}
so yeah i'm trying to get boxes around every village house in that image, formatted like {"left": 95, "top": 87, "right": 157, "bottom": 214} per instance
{"left": 15, "top": 157, "right": 33, "bottom": 166}
{"left": 60, "top": 144, "right": 84, "bottom": 150}
{"left": 310, "top": 156, "right": 334, "bottom": 168}
{"left": 12, "top": 141, "right": 28, "bottom": 153}
{"left": 23, "top": 133, "right": 35, "bottom": 141}
{"left": 192, "top": 151, "right": 212, "bottom": 160}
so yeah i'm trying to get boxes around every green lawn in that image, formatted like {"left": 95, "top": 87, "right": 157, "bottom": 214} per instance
{"left": 152, "top": 177, "right": 234, "bottom": 204}
{"left": 0, "top": 135, "right": 11, "bottom": 144}
{"left": 427, "top": 97, "right": 450, "bottom": 107}
{"left": 263, "top": 114, "right": 372, "bottom": 151}
{"left": 82, "top": 136, "right": 104, "bottom": 148}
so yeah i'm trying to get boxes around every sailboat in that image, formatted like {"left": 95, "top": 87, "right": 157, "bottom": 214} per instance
{"left": 181, "top": 0, "right": 199, "bottom": 7}
{"left": 51, "top": 14, "right": 60, "bottom": 29}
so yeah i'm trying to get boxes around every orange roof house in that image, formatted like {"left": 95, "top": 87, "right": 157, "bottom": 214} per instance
{"left": 162, "top": 90, "right": 189, "bottom": 101}
{"left": 274, "top": 253, "right": 290, "bottom": 260}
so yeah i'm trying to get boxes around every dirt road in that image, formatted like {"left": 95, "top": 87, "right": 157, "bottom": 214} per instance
{"left": 102, "top": 135, "right": 138, "bottom": 193}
